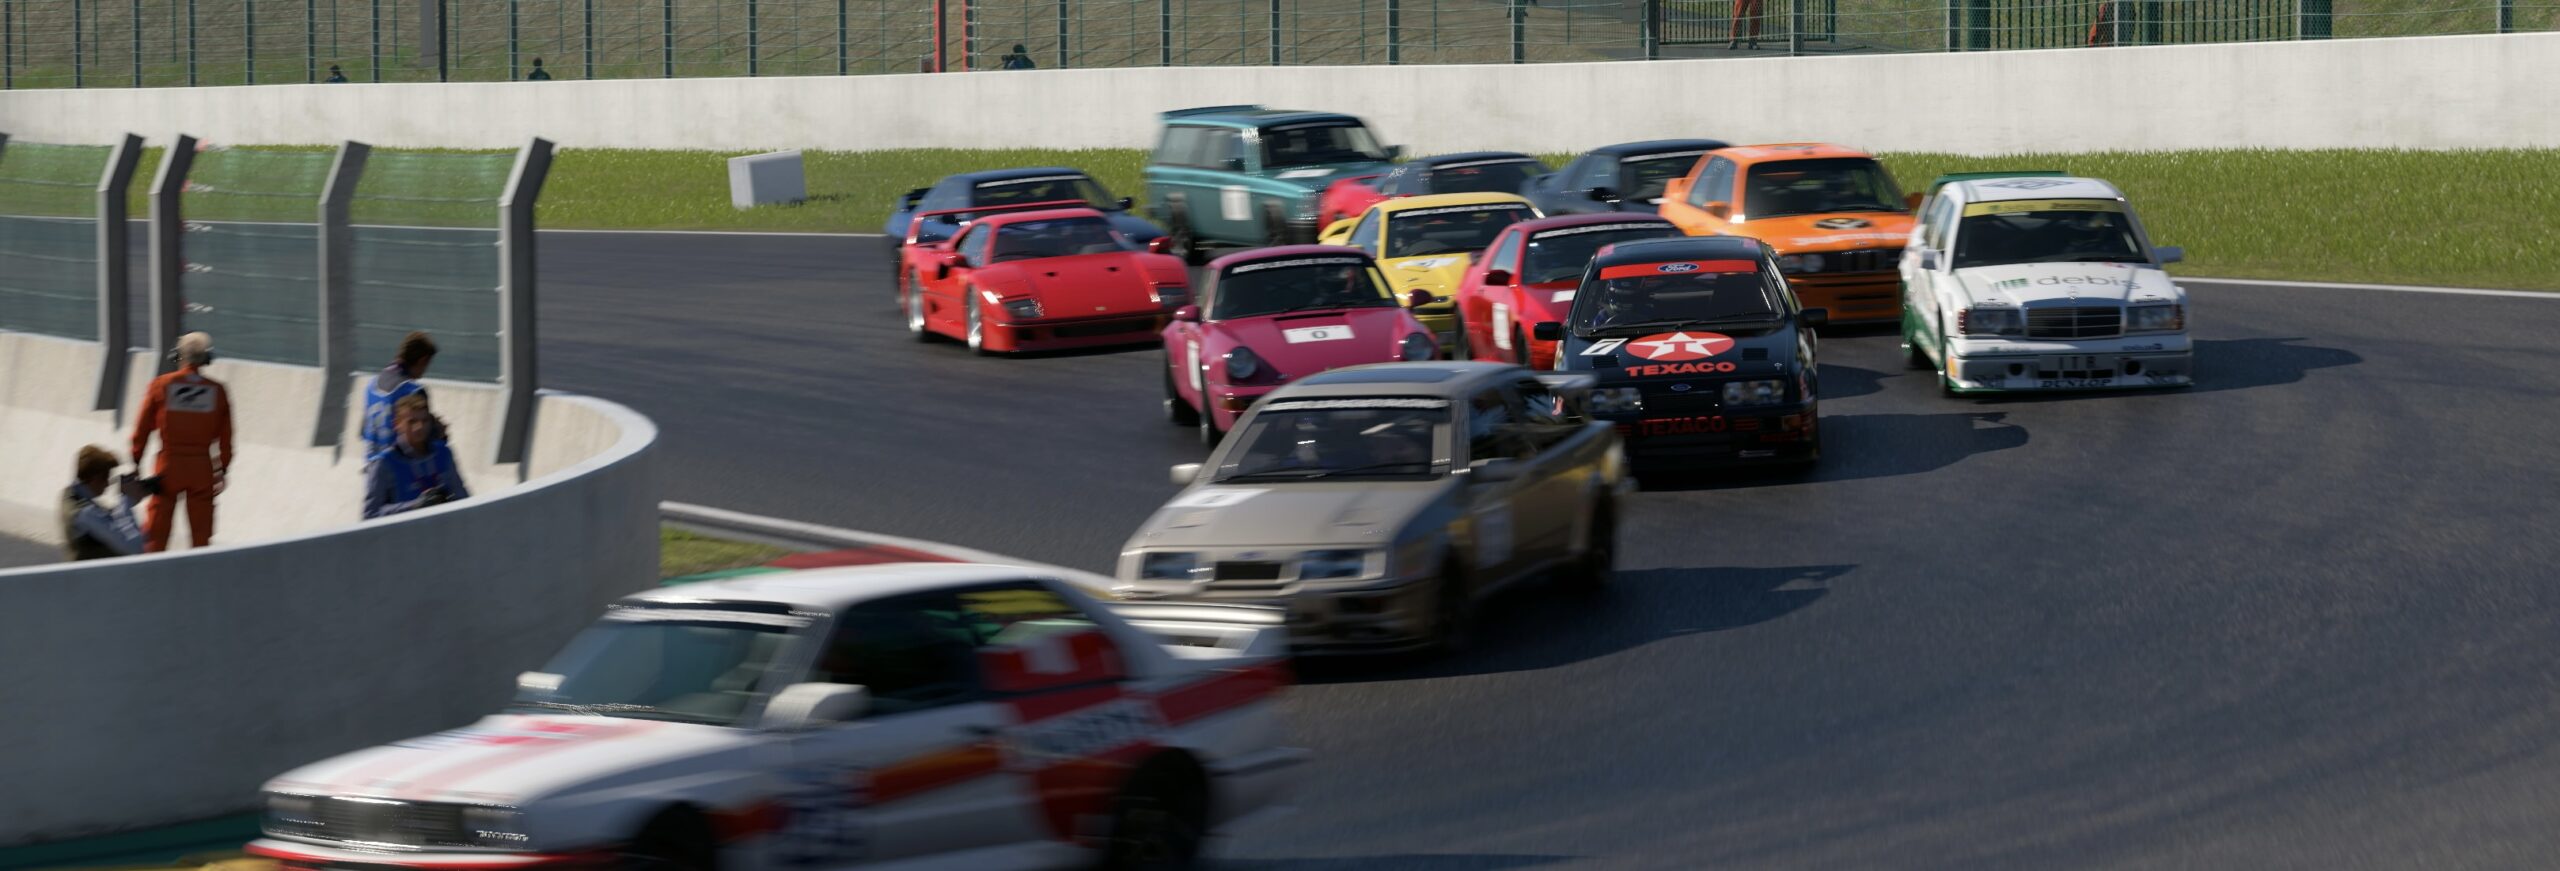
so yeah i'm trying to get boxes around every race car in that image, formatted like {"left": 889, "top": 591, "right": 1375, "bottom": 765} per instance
{"left": 1657, "top": 143, "right": 1916, "bottom": 324}
{"left": 245, "top": 563, "right": 1306, "bottom": 871}
{"left": 1449, "top": 213, "right": 1683, "bottom": 369}
{"left": 1142, "top": 105, "right": 1404, "bottom": 261}
{"left": 1534, "top": 236, "right": 1828, "bottom": 470}
{"left": 1314, "top": 151, "right": 1553, "bottom": 228}
{"left": 897, "top": 203, "right": 1191, "bottom": 354}
{"left": 1160, "top": 245, "right": 1440, "bottom": 445}
{"left": 1897, "top": 172, "right": 2194, "bottom": 394}
{"left": 1519, "top": 139, "right": 1730, "bottom": 216}
{"left": 1315, "top": 192, "right": 1542, "bottom": 347}
{"left": 1118, "top": 361, "right": 1629, "bottom": 655}
{"left": 883, "top": 167, "right": 1163, "bottom": 269}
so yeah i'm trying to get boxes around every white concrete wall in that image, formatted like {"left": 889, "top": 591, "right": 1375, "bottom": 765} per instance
{"left": 2, "top": 33, "right": 2554, "bottom": 156}
{"left": 0, "top": 333, "right": 659, "bottom": 844}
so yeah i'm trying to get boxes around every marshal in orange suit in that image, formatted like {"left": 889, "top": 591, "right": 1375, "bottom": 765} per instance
{"left": 130, "top": 331, "right": 235, "bottom": 552}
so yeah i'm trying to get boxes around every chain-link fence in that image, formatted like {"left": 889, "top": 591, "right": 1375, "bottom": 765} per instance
{"left": 348, "top": 151, "right": 509, "bottom": 380}
{"left": 0, "top": 139, "right": 106, "bottom": 339}
{"left": 4, "top": 0, "right": 2545, "bottom": 88}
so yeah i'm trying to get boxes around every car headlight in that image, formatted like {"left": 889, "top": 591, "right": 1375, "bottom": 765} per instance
{"left": 1957, "top": 306, "right": 2022, "bottom": 336}
{"left": 1149, "top": 284, "right": 1189, "bottom": 307}
{"left": 1298, "top": 549, "right": 1372, "bottom": 581}
{"left": 1002, "top": 298, "right": 1043, "bottom": 320}
{"left": 1140, "top": 551, "right": 1205, "bottom": 581}
{"left": 462, "top": 805, "right": 532, "bottom": 849}
{"left": 2128, "top": 303, "right": 2184, "bottom": 332}
{"left": 1589, "top": 386, "right": 1645, "bottom": 414}
{"left": 1777, "top": 253, "right": 1826, "bottom": 274}
{"left": 1399, "top": 332, "right": 1435, "bottom": 361}
{"left": 264, "top": 793, "right": 321, "bottom": 837}
{"left": 1225, "top": 346, "right": 1263, "bottom": 381}
{"left": 1722, "top": 379, "right": 1786, "bottom": 407}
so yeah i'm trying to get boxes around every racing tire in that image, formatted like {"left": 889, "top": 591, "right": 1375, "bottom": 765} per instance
{"left": 1564, "top": 505, "right": 1616, "bottom": 595}
{"left": 1428, "top": 557, "right": 1474, "bottom": 655}
{"left": 619, "top": 808, "right": 717, "bottom": 871}
{"left": 965, "top": 292, "right": 996, "bottom": 357}
{"left": 1512, "top": 325, "right": 1532, "bottom": 367}
{"left": 1163, "top": 362, "right": 1201, "bottom": 427}
{"left": 1261, "top": 203, "right": 1293, "bottom": 248}
{"left": 1901, "top": 330, "right": 1930, "bottom": 370}
{"left": 1936, "top": 331, "right": 1957, "bottom": 396}
{"left": 1094, "top": 756, "right": 1210, "bottom": 871}
{"left": 1165, "top": 206, "right": 1207, "bottom": 267}
{"left": 1449, "top": 306, "right": 1472, "bottom": 361}
{"left": 903, "top": 271, "right": 934, "bottom": 342}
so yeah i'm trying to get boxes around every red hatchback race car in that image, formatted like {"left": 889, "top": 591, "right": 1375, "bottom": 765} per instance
{"left": 898, "top": 202, "right": 1192, "bottom": 355}
{"left": 1161, "top": 246, "right": 1441, "bottom": 445}
{"left": 1450, "top": 213, "right": 1683, "bottom": 370}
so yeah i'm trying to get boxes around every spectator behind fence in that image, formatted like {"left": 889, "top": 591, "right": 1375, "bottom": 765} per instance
{"left": 363, "top": 331, "right": 444, "bottom": 460}
{"left": 365, "top": 393, "right": 470, "bottom": 520}
{"left": 130, "top": 331, "right": 233, "bottom": 552}
{"left": 1000, "top": 45, "right": 1037, "bottom": 70}
{"left": 324, "top": 64, "right": 349, "bottom": 83}
{"left": 527, "top": 58, "right": 553, "bottom": 81}
{"left": 60, "top": 446, "right": 148, "bottom": 561}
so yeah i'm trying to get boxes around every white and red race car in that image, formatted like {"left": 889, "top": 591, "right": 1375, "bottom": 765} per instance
{"left": 246, "top": 564, "right": 1303, "bottom": 870}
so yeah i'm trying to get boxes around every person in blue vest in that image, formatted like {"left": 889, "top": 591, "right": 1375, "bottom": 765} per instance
{"left": 362, "top": 331, "right": 443, "bottom": 460}
{"left": 364, "top": 393, "right": 470, "bottom": 519}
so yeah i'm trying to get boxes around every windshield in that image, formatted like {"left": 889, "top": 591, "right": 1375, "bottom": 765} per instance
{"left": 511, "top": 609, "right": 803, "bottom": 727}
{"left": 1951, "top": 202, "right": 2149, "bottom": 268}
{"left": 1213, "top": 256, "right": 1398, "bottom": 319}
{"left": 989, "top": 216, "right": 1132, "bottom": 262}
{"left": 1742, "top": 158, "right": 1904, "bottom": 219}
{"left": 1217, "top": 401, "right": 1447, "bottom": 481}
{"left": 1385, "top": 204, "right": 1536, "bottom": 258}
{"left": 1572, "top": 259, "right": 1782, "bottom": 332}
{"left": 1426, "top": 159, "right": 1546, "bottom": 195}
{"left": 1523, "top": 223, "right": 1683, "bottom": 284}
{"left": 1260, "top": 122, "right": 1391, "bottom": 168}
{"left": 972, "top": 174, "right": 1117, "bottom": 209}
{"left": 1618, "top": 151, "right": 1710, "bottom": 202}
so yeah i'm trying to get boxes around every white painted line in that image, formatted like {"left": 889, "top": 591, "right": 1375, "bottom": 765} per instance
{"left": 658, "top": 501, "right": 1119, "bottom": 594}
{"left": 2182, "top": 276, "right": 2556, "bottom": 299}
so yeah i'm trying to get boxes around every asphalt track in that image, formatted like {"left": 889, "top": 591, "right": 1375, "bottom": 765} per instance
{"left": 538, "top": 233, "right": 2560, "bottom": 870}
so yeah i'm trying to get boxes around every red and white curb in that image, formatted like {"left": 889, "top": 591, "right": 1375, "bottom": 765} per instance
{"left": 658, "top": 501, "right": 1122, "bottom": 596}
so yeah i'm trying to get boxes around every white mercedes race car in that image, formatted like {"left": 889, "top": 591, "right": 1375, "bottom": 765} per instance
{"left": 1897, "top": 172, "right": 2194, "bottom": 394}
{"left": 246, "top": 564, "right": 1304, "bottom": 871}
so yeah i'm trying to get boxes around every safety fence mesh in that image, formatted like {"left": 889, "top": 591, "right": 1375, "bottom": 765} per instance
{"left": 4, "top": 0, "right": 2548, "bottom": 88}
{"left": 347, "top": 150, "right": 507, "bottom": 381}
{"left": 176, "top": 145, "right": 330, "bottom": 366}
{"left": 0, "top": 141, "right": 107, "bottom": 339}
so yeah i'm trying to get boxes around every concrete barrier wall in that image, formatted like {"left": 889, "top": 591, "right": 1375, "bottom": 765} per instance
{"left": 0, "top": 333, "right": 659, "bottom": 844}
{"left": 2, "top": 33, "right": 2555, "bottom": 156}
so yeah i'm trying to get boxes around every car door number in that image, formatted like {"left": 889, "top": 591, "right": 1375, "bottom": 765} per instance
{"left": 1221, "top": 186, "right": 1250, "bottom": 222}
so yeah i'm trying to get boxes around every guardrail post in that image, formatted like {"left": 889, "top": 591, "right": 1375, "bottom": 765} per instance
{"left": 312, "top": 140, "right": 367, "bottom": 446}
{"left": 1158, "top": 0, "right": 1171, "bottom": 65}
{"left": 494, "top": 137, "right": 553, "bottom": 467}
{"left": 1509, "top": 0, "right": 1523, "bottom": 63}
{"left": 1268, "top": 0, "right": 1280, "bottom": 64}
{"left": 95, "top": 134, "right": 143, "bottom": 412}
{"left": 1386, "top": 0, "right": 1399, "bottom": 63}
{"left": 148, "top": 135, "right": 198, "bottom": 379}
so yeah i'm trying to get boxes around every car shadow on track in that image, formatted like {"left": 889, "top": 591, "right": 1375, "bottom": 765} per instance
{"left": 1638, "top": 411, "right": 2028, "bottom": 492}
{"left": 1216, "top": 854, "right": 1577, "bottom": 870}
{"left": 1818, "top": 362, "right": 1890, "bottom": 399}
{"left": 1943, "top": 337, "right": 2364, "bottom": 405}
{"left": 1294, "top": 564, "right": 1854, "bottom": 684}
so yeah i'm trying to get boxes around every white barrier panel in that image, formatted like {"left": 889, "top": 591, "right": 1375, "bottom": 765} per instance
{"left": 0, "top": 333, "right": 659, "bottom": 844}
{"left": 1, "top": 33, "right": 2554, "bottom": 155}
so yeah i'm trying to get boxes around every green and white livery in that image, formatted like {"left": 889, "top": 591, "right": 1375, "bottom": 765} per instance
{"left": 1896, "top": 172, "right": 2195, "bottom": 394}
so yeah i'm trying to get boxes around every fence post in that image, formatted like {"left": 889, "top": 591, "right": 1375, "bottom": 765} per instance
{"left": 1789, "top": 0, "right": 1804, "bottom": 54}
{"left": 94, "top": 134, "right": 143, "bottom": 411}
{"left": 843, "top": 0, "right": 852, "bottom": 74}
{"left": 2298, "top": 0, "right": 2331, "bottom": 38}
{"left": 305, "top": 0, "right": 316, "bottom": 81}
{"left": 508, "top": 0, "right": 519, "bottom": 79}
{"left": 1159, "top": 0, "right": 1171, "bottom": 65}
{"left": 367, "top": 0, "right": 376, "bottom": 80}
{"left": 1056, "top": 0, "right": 1067, "bottom": 68}
{"left": 186, "top": 0, "right": 195, "bottom": 84}
{"left": 2496, "top": 0, "right": 2512, "bottom": 32}
{"left": 661, "top": 0, "right": 673, "bottom": 76}
{"left": 245, "top": 0, "right": 254, "bottom": 83}
{"left": 148, "top": 135, "right": 199, "bottom": 378}
{"left": 131, "top": 0, "right": 141, "bottom": 86}
{"left": 494, "top": 137, "right": 553, "bottom": 467}
{"left": 1965, "top": 0, "right": 1987, "bottom": 50}
{"left": 1385, "top": 0, "right": 1398, "bottom": 63}
{"left": 1642, "top": 0, "right": 1658, "bottom": 58}
{"left": 311, "top": 140, "right": 367, "bottom": 445}
{"left": 747, "top": 0, "right": 758, "bottom": 75}
{"left": 72, "top": 0, "right": 82, "bottom": 88}
{"left": 958, "top": 0, "right": 969, "bottom": 71}
{"left": 3, "top": 0, "right": 12, "bottom": 90}
{"left": 585, "top": 0, "right": 596, "bottom": 77}
{"left": 1268, "top": 0, "right": 1279, "bottom": 64}
{"left": 1509, "top": 0, "right": 1523, "bottom": 63}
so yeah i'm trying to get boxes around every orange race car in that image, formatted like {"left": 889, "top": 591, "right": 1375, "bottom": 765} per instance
{"left": 1657, "top": 143, "right": 1916, "bottom": 324}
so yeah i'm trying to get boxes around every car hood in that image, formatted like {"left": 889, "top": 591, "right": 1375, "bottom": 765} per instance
{"left": 1128, "top": 480, "right": 1453, "bottom": 549}
{"left": 1266, "top": 162, "right": 1395, "bottom": 191}
{"left": 263, "top": 714, "right": 753, "bottom": 805}
{"left": 984, "top": 252, "right": 1170, "bottom": 315}
{"left": 1216, "top": 306, "right": 1425, "bottom": 375}
{"left": 1379, "top": 253, "right": 1474, "bottom": 296}
{"left": 1952, "top": 262, "right": 2181, "bottom": 307}
{"left": 1746, "top": 211, "right": 1915, "bottom": 252}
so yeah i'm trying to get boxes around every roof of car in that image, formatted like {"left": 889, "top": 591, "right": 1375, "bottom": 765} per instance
{"left": 1512, "top": 213, "right": 1678, "bottom": 236}
{"left": 1710, "top": 142, "right": 1876, "bottom": 163}
{"left": 1591, "top": 139, "right": 1733, "bottom": 159}
{"left": 1408, "top": 151, "right": 1541, "bottom": 168}
{"left": 967, "top": 207, "right": 1110, "bottom": 228}
{"left": 621, "top": 563, "right": 1073, "bottom": 613}
{"left": 948, "top": 166, "right": 1094, "bottom": 185}
{"left": 1275, "top": 361, "right": 1521, "bottom": 397}
{"left": 1368, "top": 191, "right": 1539, "bottom": 214}
{"left": 1951, "top": 175, "right": 2126, "bottom": 203}
{"left": 1205, "top": 244, "right": 1375, "bottom": 271}
{"left": 1160, "top": 105, "right": 1364, "bottom": 128}
{"left": 1591, "top": 235, "right": 1767, "bottom": 268}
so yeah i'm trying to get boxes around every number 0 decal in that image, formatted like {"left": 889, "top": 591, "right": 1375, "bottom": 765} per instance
{"left": 1283, "top": 325, "right": 1355, "bottom": 344}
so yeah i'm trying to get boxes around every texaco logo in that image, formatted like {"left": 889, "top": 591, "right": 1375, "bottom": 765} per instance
{"left": 1624, "top": 331, "right": 1735, "bottom": 362}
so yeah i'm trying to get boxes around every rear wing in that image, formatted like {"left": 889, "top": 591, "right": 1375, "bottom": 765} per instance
{"left": 1106, "top": 601, "right": 1291, "bottom": 661}
{"left": 903, "top": 199, "right": 1098, "bottom": 245}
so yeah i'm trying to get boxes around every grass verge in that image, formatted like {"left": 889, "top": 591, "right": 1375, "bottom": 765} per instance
{"left": 660, "top": 524, "right": 794, "bottom": 579}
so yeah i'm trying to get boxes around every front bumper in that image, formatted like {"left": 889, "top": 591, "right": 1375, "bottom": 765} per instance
{"left": 1600, "top": 401, "right": 1819, "bottom": 468}
{"left": 989, "top": 312, "right": 1171, "bottom": 352}
{"left": 1787, "top": 272, "right": 1901, "bottom": 324}
{"left": 1943, "top": 335, "right": 2194, "bottom": 393}
{"left": 1128, "top": 576, "right": 1442, "bottom": 655}
{"left": 248, "top": 839, "right": 603, "bottom": 870}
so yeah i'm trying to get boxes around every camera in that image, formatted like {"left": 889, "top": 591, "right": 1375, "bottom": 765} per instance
{"left": 118, "top": 472, "right": 164, "bottom": 496}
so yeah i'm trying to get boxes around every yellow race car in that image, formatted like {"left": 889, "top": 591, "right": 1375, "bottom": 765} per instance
{"left": 1317, "top": 192, "right": 1542, "bottom": 347}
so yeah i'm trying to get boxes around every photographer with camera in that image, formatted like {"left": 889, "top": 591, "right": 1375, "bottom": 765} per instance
{"left": 362, "top": 393, "right": 470, "bottom": 520}
{"left": 60, "top": 446, "right": 148, "bottom": 561}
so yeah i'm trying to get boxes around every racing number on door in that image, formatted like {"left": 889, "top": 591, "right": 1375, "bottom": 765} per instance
{"left": 1220, "top": 186, "right": 1251, "bottom": 222}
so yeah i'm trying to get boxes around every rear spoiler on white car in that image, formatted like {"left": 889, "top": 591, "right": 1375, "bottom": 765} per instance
{"left": 1107, "top": 601, "right": 1291, "bottom": 660}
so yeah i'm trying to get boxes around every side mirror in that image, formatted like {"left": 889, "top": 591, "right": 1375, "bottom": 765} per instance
{"left": 1482, "top": 268, "right": 1513, "bottom": 286}
{"left": 2153, "top": 245, "right": 2185, "bottom": 264}
{"left": 1173, "top": 305, "right": 1201, "bottom": 322}
{"left": 1799, "top": 307, "right": 1830, "bottom": 328}
{"left": 1704, "top": 201, "right": 1731, "bottom": 220}
{"left": 1406, "top": 289, "right": 1439, "bottom": 308}
{"left": 1468, "top": 457, "right": 1522, "bottom": 483}
{"left": 1148, "top": 236, "right": 1172, "bottom": 254}
{"left": 1117, "top": 196, "right": 1135, "bottom": 210}
{"left": 1905, "top": 191, "right": 1925, "bottom": 210}
{"left": 1917, "top": 249, "right": 1942, "bottom": 271}
{"left": 759, "top": 682, "right": 870, "bottom": 731}
{"left": 1533, "top": 321, "right": 1562, "bottom": 341}
{"left": 1169, "top": 463, "right": 1202, "bottom": 486}
{"left": 1588, "top": 186, "right": 1618, "bottom": 203}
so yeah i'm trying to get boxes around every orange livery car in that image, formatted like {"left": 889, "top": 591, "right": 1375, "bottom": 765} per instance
{"left": 1657, "top": 143, "right": 1915, "bottom": 324}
